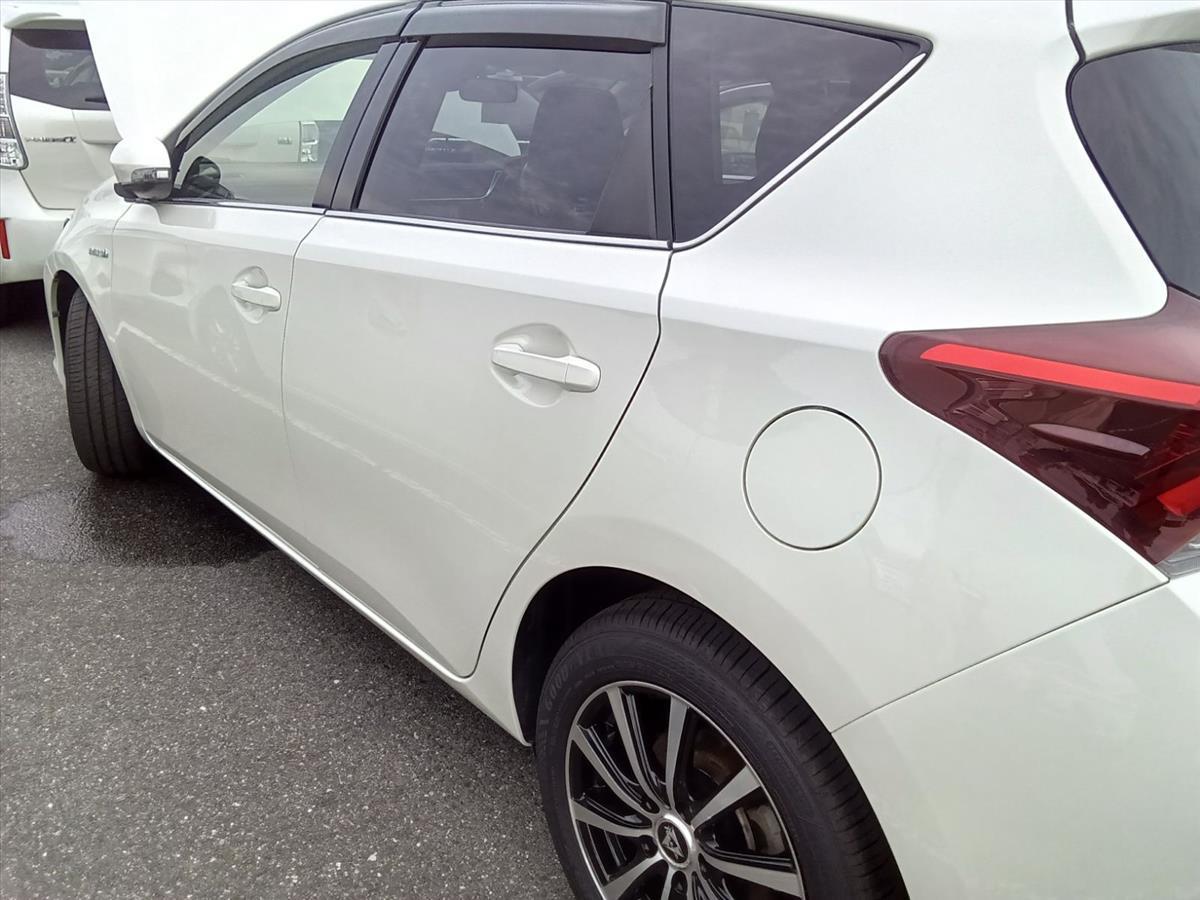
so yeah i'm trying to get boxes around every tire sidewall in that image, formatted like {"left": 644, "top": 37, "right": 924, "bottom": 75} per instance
{"left": 536, "top": 621, "right": 860, "bottom": 900}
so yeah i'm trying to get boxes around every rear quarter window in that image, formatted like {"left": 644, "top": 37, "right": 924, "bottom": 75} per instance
{"left": 8, "top": 27, "right": 108, "bottom": 111}
{"left": 1071, "top": 44, "right": 1200, "bottom": 296}
{"left": 668, "top": 7, "right": 922, "bottom": 243}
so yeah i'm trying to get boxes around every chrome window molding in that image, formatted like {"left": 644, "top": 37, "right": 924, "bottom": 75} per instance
{"left": 672, "top": 52, "right": 929, "bottom": 251}
{"left": 326, "top": 209, "right": 669, "bottom": 249}
{"left": 164, "top": 198, "right": 325, "bottom": 215}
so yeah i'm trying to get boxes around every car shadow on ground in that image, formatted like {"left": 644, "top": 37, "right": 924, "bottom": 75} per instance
{"left": 0, "top": 291, "right": 570, "bottom": 899}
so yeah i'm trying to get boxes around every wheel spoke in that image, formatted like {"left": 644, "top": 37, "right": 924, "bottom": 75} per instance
{"left": 663, "top": 696, "right": 689, "bottom": 810}
{"left": 601, "top": 853, "right": 664, "bottom": 900}
{"left": 659, "top": 869, "right": 677, "bottom": 900}
{"left": 689, "top": 765, "right": 761, "bottom": 830}
{"left": 700, "top": 848, "right": 804, "bottom": 898}
{"left": 606, "top": 687, "right": 662, "bottom": 810}
{"left": 692, "top": 872, "right": 735, "bottom": 900}
{"left": 572, "top": 725, "right": 650, "bottom": 816}
{"left": 570, "top": 797, "right": 650, "bottom": 839}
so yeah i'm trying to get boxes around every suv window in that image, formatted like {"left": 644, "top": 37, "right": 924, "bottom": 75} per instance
{"left": 1071, "top": 43, "right": 1200, "bottom": 297}
{"left": 358, "top": 45, "right": 654, "bottom": 238}
{"left": 669, "top": 7, "right": 917, "bottom": 242}
{"left": 8, "top": 27, "right": 107, "bottom": 110}
{"left": 175, "top": 54, "right": 375, "bottom": 207}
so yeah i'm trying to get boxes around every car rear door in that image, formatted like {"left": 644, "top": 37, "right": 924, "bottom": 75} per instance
{"left": 4, "top": 17, "right": 115, "bottom": 210}
{"left": 282, "top": 1, "right": 670, "bottom": 674}
{"left": 109, "top": 19, "right": 407, "bottom": 543}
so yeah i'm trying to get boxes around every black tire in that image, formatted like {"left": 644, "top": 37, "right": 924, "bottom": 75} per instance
{"left": 536, "top": 593, "right": 906, "bottom": 900}
{"left": 63, "top": 290, "right": 150, "bottom": 476}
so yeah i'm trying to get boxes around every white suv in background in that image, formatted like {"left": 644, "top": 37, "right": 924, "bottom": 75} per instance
{"left": 0, "top": 1, "right": 115, "bottom": 321}
{"left": 42, "top": 2, "right": 1200, "bottom": 898}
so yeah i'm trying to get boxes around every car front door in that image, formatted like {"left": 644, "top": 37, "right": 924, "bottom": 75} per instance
{"left": 282, "top": 2, "right": 670, "bottom": 674}
{"left": 109, "top": 39, "right": 393, "bottom": 540}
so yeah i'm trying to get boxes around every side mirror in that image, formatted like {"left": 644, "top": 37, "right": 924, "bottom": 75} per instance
{"left": 111, "top": 137, "right": 173, "bottom": 201}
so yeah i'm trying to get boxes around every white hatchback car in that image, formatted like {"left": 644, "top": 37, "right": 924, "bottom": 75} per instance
{"left": 44, "top": 2, "right": 1200, "bottom": 898}
{"left": 0, "top": 1, "right": 116, "bottom": 320}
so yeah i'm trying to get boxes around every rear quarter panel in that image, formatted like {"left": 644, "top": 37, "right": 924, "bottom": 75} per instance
{"left": 471, "top": 0, "right": 1167, "bottom": 735}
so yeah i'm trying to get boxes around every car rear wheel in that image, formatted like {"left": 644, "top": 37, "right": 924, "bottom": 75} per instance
{"left": 536, "top": 594, "right": 906, "bottom": 900}
{"left": 63, "top": 289, "right": 151, "bottom": 476}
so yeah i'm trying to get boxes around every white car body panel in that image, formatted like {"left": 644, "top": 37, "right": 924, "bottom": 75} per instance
{"left": 1073, "top": 0, "right": 1200, "bottom": 57}
{"left": 7, "top": 96, "right": 116, "bottom": 209}
{"left": 282, "top": 216, "right": 666, "bottom": 673}
{"left": 476, "top": 0, "right": 1166, "bottom": 732}
{"left": 838, "top": 571, "right": 1200, "bottom": 899}
{"left": 0, "top": 166, "right": 68, "bottom": 283}
{"left": 43, "top": 178, "right": 126, "bottom": 377}
{"left": 108, "top": 203, "right": 321, "bottom": 541}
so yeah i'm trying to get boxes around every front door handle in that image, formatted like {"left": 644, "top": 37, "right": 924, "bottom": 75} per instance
{"left": 230, "top": 279, "right": 282, "bottom": 311}
{"left": 491, "top": 343, "right": 600, "bottom": 392}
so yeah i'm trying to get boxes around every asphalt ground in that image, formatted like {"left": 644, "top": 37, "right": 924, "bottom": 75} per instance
{"left": 0, "top": 287, "right": 572, "bottom": 899}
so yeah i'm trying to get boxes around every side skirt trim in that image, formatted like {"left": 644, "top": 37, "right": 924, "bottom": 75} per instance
{"left": 143, "top": 434, "right": 469, "bottom": 690}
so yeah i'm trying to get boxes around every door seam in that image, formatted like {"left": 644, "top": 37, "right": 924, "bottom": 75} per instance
{"left": 465, "top": 250, "right": 674, "bottom": 677}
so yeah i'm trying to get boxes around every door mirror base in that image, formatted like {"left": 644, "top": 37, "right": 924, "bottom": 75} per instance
{"left": 111, "top": 137, "right": 173, "bottom": 201}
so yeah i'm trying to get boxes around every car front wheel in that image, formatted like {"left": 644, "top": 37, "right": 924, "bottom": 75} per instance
{"left": 536, "top": 594, "right": 906, "bottom": 900}
{"left": 63, "top": 289, "right": 151, "bottom": 477}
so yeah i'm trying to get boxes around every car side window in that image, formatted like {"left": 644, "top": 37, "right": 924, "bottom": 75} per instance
{"left": 669, "top": 7, "right": 919, "bottom": 242}
{"left": 174, "top": 54, "right": 375, "bottom": 207}
{"left": 357, "top": 44, "right": 655, "bottom": 238}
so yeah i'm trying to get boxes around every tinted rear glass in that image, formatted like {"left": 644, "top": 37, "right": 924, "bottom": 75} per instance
{"left": 1071, "top": 44, "right": 1200, "bottom": 296}
{"left": 8, "top": 27, "right": 107, "bottom": 110}
{"left": 668, "top": 7, "right": 917, "bottom": 242}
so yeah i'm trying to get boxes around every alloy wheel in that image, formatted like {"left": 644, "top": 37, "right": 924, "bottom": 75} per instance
{"left": 566, "top": 681, "right": 805, "bottom": 900}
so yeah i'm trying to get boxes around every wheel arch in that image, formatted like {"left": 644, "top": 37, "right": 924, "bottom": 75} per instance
{"left": 511, "top": 566, "right": 670, "bottom": 741}
{"left": 50, "top": 268, "right": 81, "bottom": 351}
{"left": 509, "top": 565, "right": 815, "bottom": 746}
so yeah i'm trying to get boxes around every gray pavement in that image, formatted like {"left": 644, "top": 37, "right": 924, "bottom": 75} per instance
{"left": 0, "top": 290, "right": 571, "bottom": 899}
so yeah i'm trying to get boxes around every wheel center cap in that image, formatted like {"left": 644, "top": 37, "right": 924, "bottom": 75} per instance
{"left": 656, "top": 814, "right": 694, "bottom": 868}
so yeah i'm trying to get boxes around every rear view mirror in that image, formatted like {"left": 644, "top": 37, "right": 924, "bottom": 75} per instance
{"left": 111, "top": 137, "right": 173, "bottom": 201}
{"left": 460, "top": 76, "right": 519, "bottom": 104}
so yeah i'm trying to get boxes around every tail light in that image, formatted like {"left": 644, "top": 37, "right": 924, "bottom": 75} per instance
{"left": 881, "top": 287, "right": 1200, "bottom": 572}
{"left": 0, "top": 73, "right": 28, "bottom": 169}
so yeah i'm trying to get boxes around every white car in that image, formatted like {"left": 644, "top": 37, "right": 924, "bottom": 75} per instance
{"left": 43, "top": 2, "right": 1200, "bottom": 898}
{"left": 0, "top": 1, "right": 116, "bottom": 321}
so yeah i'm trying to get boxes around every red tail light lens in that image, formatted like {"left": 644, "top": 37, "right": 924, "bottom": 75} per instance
{"left": 881, "top": 288, "right": 1200, "bottom": 566}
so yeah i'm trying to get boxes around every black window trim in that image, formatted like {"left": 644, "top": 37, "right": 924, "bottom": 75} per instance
{"left": 671, "top": 0, "right": 931, "bottom": 56}
{"left": 405, "top": 1, "right": 667, "bottom": 50}
{"left": 666, "top": 0, "right": 931, "bottom": 250}
{"left": 327, "top": 7, "right": 673, "bottom": 248}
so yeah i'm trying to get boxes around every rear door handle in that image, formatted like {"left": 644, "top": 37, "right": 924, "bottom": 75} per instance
{"left": 491, "top": 343, "right": 600, "bottom": 392}
{"left": 231, "top": 280, "right": 282, "bottom": 311}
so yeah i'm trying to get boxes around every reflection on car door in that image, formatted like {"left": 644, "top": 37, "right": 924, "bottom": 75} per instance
{"left": 282, "top": 30, "right": 668, "bottom": 674}
{"left": 110, "top": 51, "right": 379, "bottom": 542}
{"left": 112, "top": 204, "right": 320, "bottom": 538}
